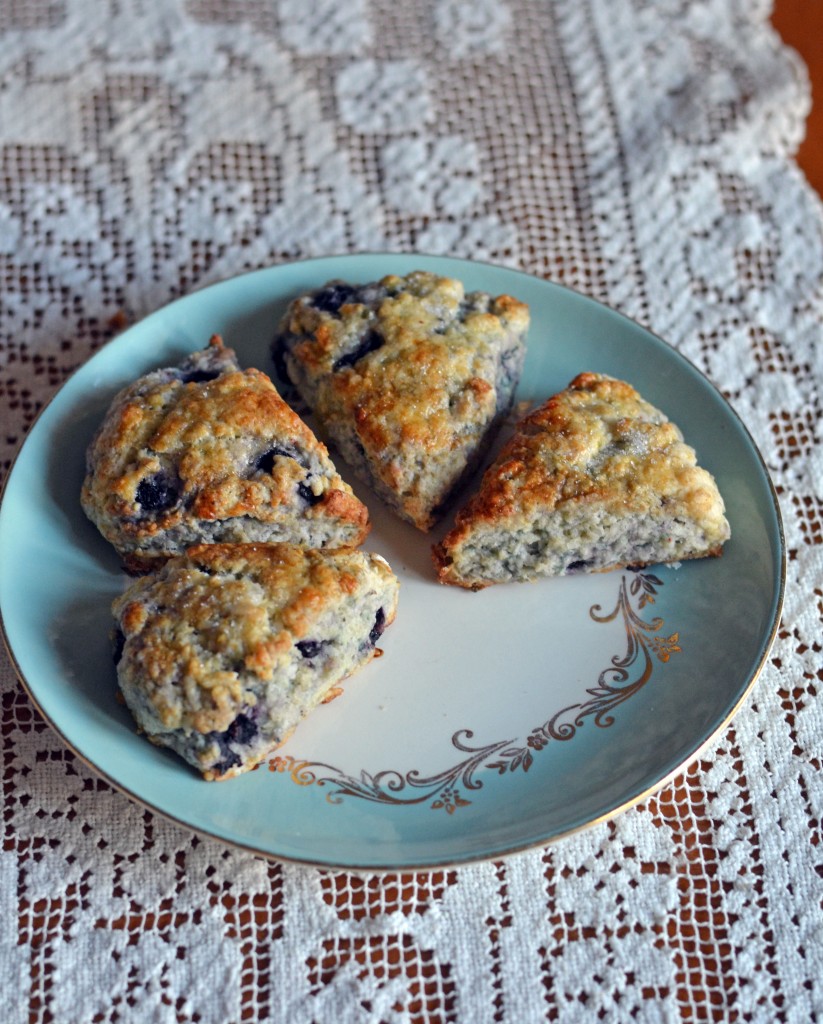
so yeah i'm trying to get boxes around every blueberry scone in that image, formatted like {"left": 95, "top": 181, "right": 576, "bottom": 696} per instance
{"left": 433, "top": 373, "right": 731, "bottom": 589}
{"left": 273, "top": 271, "right": 529, "bottom": 531}
{"left": 112, "top": 542, "right": 399, "bottom": 780}
{"left": 81, "top": 336, "right": 369, "bottom": 571}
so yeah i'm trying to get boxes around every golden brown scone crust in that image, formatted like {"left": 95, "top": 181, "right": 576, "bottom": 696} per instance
{"left": 276, "top": 272, "right": 529, "bottom": 530}
{"left": 113, "top": 542, "right": 399, "bottom": 779}
{"left": 82, "top": 336, "right": 368, "bottom": 569}
{"left": 434, "top": 373, "right": 731, "bottom": 588}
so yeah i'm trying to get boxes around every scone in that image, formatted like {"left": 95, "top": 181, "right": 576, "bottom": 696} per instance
{"left": 433, "top": 372, "right": 731, "bottom": 589}
{"left": 81, "top": 336, "right": 369, "bottom": 571}
{"left": 112, "top": 542, "right": 399, "bottom": 780}
{"left": 273, "top": 271, "right": 529, "bottom": 531}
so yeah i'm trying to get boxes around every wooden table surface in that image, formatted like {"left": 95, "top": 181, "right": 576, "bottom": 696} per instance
{"left": 773, "top": 0, "right": 823, "bottom": 196}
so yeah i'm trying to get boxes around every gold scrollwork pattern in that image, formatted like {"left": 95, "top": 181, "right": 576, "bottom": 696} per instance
{"left": 268, "top": 572, "right": 680, "bottom": 812}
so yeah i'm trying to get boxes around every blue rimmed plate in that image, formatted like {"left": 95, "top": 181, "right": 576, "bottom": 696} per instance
{"left": 0, "top": 254, "right": 784, "bottom": 870}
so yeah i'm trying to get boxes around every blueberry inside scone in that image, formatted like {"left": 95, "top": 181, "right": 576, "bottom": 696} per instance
{"left": 81, "top": 335, "right": 369, "bottom": 571}
{"left": 112, "top": 542, "right": 399, "bottom": 780}
{"left": 433, "top": 373, "right": 731, "bottom": 589}
{"left": 273, "top": 271, "right": 530, "bottom": 531}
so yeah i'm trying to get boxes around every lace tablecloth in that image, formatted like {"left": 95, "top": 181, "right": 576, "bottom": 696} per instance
{"left": 2, "top": 1, "right": 821, "bottom": 1021}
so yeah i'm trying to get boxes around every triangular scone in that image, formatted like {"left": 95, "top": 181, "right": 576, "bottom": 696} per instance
{"left": 433, "top": 373, "right": 731, "bottom": 589}
{"left": 273, "top": 271, "right": 529, "bottom": 531}
{"left": 112, "top": 543, "right": 399, "bottom": 780}
{"left": 81, "top": 336, "right": 369, "bottom": 572}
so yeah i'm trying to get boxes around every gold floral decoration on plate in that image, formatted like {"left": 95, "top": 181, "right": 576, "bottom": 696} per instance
{"left": 268, "top": 571, "right": 681, "bottom": 813}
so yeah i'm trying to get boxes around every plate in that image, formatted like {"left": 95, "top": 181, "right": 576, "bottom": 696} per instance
{"left": 0, "top": 254, "right": 784, "bottom": 870}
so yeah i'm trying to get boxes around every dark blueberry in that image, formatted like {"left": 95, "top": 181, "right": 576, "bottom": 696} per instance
{"left": 135, "top": 473, "right": 179, "bottom": 512}
{"left": 213, "top": 750, "right": 242, "bottom": 775}
{"left": 368, "top": 607, "right": 386, "bottom": 646}
{"left": 207, "top": 712, "right": 258, "bottom": 775}
{"left": 457, "top": 295, "right": 485, "bottom": 320}
{"left": 296, "top": 639, "right": 327, "bottom": 660}
{"left": 566, "top": 560, "right": 592, "bottom": 573}
{"left": 312, "top": 283, "right": 358, "bottom": 315}
{"left": 112, "top": 628, "right": 126, "bottom": 665}
{"left": 332, "top": 329, "right": 385, "bottom": 372}
{"left": 254, "top": 446, "right": 295, "bottom": 475}
{"left": 297, "top": 481, "right": 322, "bottom": 506}
{"left": 179, "top": 368, "right": 221, "bottom": 384}
{"left": 225, "top": 713, "right": 258, "bottom": 746}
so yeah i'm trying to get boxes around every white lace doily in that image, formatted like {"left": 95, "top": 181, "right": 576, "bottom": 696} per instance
{"left": 2, "top": 1, "right": 821, "bottom": 1021}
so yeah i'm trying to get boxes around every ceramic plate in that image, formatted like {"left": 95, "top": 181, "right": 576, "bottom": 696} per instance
{"left": 0, "top": 255, "right": 784, "bottom": 870}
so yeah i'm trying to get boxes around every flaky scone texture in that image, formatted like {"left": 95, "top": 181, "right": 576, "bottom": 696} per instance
{"left": 112, "top": 542, "right": 399, "bottom": 780}
{"left": 434, "top": 372, "right": 731, "bottom": 589}
{"left": 274, "top": 271, "right": 529, "bottom": 531}
{"left": 81, "top": 336, "right": 369, "bottom": 571}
